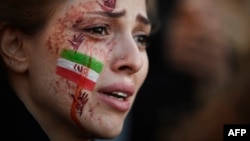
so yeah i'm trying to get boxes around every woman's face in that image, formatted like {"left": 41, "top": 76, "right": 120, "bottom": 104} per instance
{"left": 24, "top": 0, "right": 150, "bottom": 139}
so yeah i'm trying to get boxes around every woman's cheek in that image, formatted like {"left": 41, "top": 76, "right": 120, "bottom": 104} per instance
{"left": 44, "top": 2, "right": 117, "bottom": 127}
{"left": 46, "top": 28, "right": 117, "bottom": 127}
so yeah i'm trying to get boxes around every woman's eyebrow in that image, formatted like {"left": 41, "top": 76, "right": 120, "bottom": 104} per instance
{"left": 136, "top": 14, "right": 151, "bottom": 26}
{"left": 87, "top": 10, "right": 151, "bottom": 26}
{"left": 88, "top": 10, "right": 126, "bottom": 18}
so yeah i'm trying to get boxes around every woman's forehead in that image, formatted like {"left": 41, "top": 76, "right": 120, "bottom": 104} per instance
{"left": 63, "top": 0, "right": 147, "bottom": 12}
{"left": 53, "top": 0, "right": 148, "bottom": 23}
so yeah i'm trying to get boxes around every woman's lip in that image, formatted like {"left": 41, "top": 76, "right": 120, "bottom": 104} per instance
{"left": 97, "top": 93, "right": 130, "bottom": 112}
{"left": 97, "top": 83, "right": 135, "bottom": 112}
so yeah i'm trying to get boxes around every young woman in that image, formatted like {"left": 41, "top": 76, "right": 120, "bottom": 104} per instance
{"left": 0, "top": 0, "right": 151, "bottom": 141}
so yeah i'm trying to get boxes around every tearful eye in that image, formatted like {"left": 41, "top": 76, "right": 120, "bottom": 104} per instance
{"left": 83, "top": 24, "right": 110, "bottom": 36}
{"left": 134, "top": 34, "right": 149, "bottom": 48}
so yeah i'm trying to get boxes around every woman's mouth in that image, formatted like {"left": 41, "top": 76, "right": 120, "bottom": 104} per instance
{"left": 102, "top": 91, "right": 128, "bottom": 101}
{"left": 98, "top": 84, "right": 134, "bottom": 112}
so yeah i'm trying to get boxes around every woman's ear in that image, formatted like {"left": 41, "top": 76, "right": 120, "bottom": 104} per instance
{"left": 0, "top": 28, "right": 29, "bottom": 73}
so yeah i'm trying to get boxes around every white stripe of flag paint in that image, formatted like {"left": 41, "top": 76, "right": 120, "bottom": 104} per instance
{"left": 56, "top": 49, "right": 103, "bottom": 91}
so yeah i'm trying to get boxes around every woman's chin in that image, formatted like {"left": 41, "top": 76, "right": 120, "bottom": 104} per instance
{"left": 100, "top": 123, "right": 123, "bottom": 138}
{"left": 92, "top": 125, "right": 123, "bottom": 139}
{"left": 82, "top": 116, "right": 124, "bottom": 139}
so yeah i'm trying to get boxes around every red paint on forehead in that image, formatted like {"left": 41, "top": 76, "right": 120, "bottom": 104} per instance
{"left": 97, "top": 0, "right": 116, "bottom": 12}
{"left": 103, "top": 0, "right": 116, "bottom": 9}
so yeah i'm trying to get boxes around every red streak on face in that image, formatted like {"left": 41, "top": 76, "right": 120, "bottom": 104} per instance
{"left": 88, "top": 108, "right": 94, "bottom": 119}
{"left": 106, "top": 38, "right": 117, "bottom": 50}
{"left": 71, "top": 87, "right": 89, "bottom": 129}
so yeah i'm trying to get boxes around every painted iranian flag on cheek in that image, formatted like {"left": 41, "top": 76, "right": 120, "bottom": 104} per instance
{"left": 56, "top": 49, "right": 103, "bottom": 91}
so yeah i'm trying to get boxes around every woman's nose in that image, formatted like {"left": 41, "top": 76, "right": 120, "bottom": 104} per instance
{"left": 110, "top": 36, "right": 143, "bottom": 74}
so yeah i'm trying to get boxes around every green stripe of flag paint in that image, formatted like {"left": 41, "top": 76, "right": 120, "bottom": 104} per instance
{"left": 60, "top": 49, "right": 103, "bottom": 73}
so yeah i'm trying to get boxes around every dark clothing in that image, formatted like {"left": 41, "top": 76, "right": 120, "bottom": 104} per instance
{"left": 1, "top": 83, "right": 49, "bottom": 141}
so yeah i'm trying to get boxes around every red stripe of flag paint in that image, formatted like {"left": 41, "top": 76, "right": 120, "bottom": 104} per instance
{"left": 56, "top": 49, "right": 103, "bottom": 91}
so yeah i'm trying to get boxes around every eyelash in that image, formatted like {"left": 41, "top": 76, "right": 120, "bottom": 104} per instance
{"left": 82, "top": 24, "right": 110, "bottom": 39}
{"left": 134, "top": 34, "right": 149, "bottom": 49}
{"left": 81, "top": 24, "right": 149, "bottom": 48}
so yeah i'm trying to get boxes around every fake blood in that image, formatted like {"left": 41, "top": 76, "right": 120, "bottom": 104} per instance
{"left": 71, "top": 87, "right": 88, "bottom": 129}
{"left": 46, "top": 1, "right": 113, "bottom": 129}
{"left": 97, "top": 0, "right": 116, "bottom": 12}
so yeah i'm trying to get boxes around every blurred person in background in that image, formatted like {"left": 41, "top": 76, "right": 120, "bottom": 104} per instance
{"left": 161, "top": 0, "right": 250, "bottom": 141}
{"left": 165, "top": 0, "right": 235, "bottom": 105}
{"left": 155, "top": 0, "right": 235, "bottom": 140}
